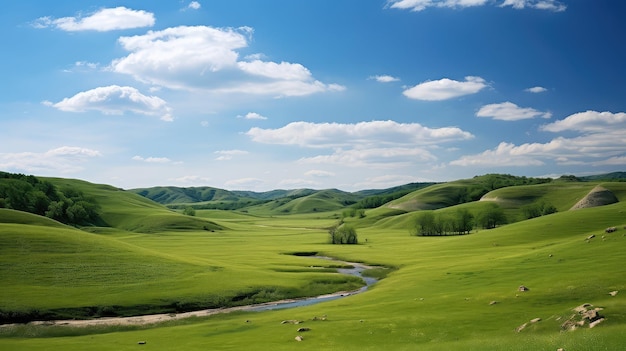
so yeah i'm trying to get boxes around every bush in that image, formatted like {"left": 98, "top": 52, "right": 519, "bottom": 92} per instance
{"left": 329, "top": 224, "right": 358, "bottom": 244}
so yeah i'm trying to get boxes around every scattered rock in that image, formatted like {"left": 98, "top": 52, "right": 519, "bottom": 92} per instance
{"left": 137, "top": 341, "right": 147, "bottom": 345}
{"left": 561, "top": 303, "right": 605, "bottom": 331}
{"left": 609, "top": 290, "right": 618, "bottom": 296}
{"left": 515, "top": 322, "right": 528, "bottom": 333}
{"left": 586, "top": 234, "right": 595, "bottom": 241}
{"left": 281, "top": 320, "right": 301, "bottom": 324}
{"left": 295, "top": 335, "right": 304, "bottom": 342}
{"left": 530, "top": 317, "right": 542, "bottom": 323}
{"left": 312, "top": 315, "right": 327, "bottom": 321}
{"left": 557, "top": 348, "right": 565, "bottom": 351}
{"left": 518, "top": 285, "right": 530, "bottom": 292}
{"left": 605, "top": 227, "right": 617, "bottom": 233}
{"left": 489, "top": 300, "right": 499, "bottom": 305}
{"left": 297, "top": 327, "right": 311, "bottom": 332}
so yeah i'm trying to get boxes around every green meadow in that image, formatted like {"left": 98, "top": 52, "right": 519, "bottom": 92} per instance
{"left": 1, "top": 176, "right": 626, "bottom": 350}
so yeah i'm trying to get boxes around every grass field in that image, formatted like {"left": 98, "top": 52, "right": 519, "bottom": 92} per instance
{"left": 1, "top": 179, "right": 625, "bottom": 350}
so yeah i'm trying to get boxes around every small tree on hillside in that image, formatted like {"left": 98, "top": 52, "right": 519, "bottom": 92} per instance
{"left": 183, "top": 206, "right": 196, "bottom": 216}
{"left": 329, "top": 224, "right": 358, "bottom": 244}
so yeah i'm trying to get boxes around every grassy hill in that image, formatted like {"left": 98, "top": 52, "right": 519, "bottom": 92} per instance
{"left": 1, "top": 173, "right": 626, "bottom": 350}
{"left": 44, "top": 178, "right": 222, "bottom": 233}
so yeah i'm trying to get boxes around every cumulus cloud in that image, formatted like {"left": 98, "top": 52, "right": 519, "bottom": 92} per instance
{"left": 386, "top": 0, "right": 565, "bottom": 11}
{"left": 540, "top": 111, "right": 626, "bottom": 133}
{"left": 33, "top": 7, "right": 154, "bottom": 32}
{"left": 369, "top": 75, "right": 400, "bottom": 83}
{"left": 247, "top": 120, "right": 473, "bottom": 147}
{"left": 525, "top": 86, "right": 547, "bottom": 93}
{"left": 48, "top": 85, "right": 173, "bottom": 121}
{"left": 132, "top": 156, "right": 172, "bottom": 163}
{"left": 109, "top": 25, "right": 343, "bottom": 96}
{"left": 500, "top": 0, "right": 566, "bottom": 12}
{"left": 403, "top": 76, "right": 488, "bottom": 101}
{"left": 387, "top": 0, "right": 488, "bottom": 12}
{"left": 238, "top": 112, "right": 267, "bottom": 120}
{"left": 476, "top": 102, "right": 551, "bottom": 121}
{"left": 451, "top": 110, "right": 626, "bottom": 168}
{"left": 247, "top": 120, "right": 472, "bottom": 167}
{"left": 0, "top": 146, "right": 101, "bottom": 174}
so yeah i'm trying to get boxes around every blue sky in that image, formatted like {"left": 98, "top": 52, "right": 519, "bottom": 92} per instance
{"left": 2, "top": 0, "right": 625, "bottom": 191}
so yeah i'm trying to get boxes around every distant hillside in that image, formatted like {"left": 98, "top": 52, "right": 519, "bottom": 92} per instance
{"left": 242, "top": 189, "right": 361, "bottom": 215}
{"left": 386, "top": 174, "right": 552, "bottom": 212}
{"left": 580, "top": 171, "right": 626, "bottom": 181}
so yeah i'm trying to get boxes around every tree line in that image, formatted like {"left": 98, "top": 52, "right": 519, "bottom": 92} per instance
{"left": 0, "top": 172, "right": 101, "bottom": 226}
{"left": 412, "top": 204, "right": 507, "bottom": 236}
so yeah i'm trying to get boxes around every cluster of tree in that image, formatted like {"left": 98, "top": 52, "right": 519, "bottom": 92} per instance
{"left": 0, "top": 172, "right": 101, "bottom": 226}
{"left": 412, "top": 204, "right": 507, "bottom": 236}
{"left": 342, "top": 208, "right": 365, "bottom": 218}
{"left": 521, "top": 201, "right": 557, "bottom": 219}
{"left": 328, "top": 222, "right": 358, "bottom": 244}
{"left": 168, "top": 199, "right": 267, "bottom": 211}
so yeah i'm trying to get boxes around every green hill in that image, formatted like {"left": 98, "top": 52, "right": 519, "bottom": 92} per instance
{"left": 44, "top": 178, "right": 222, "bottom": 233}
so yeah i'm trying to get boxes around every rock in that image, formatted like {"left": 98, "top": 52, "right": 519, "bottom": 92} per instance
{"left": 609, "top": 290, "right": 618, "bottom": 296}
{"left": 137, "top": 341, "right": 147, "bottom": 345}
{"left": 530, "top": 317, "right": 542, "bottom": 323}
{"left": 518, "top": 285, "right": 529, "bottom": 292}
{"left": 295, "top": 335, "right": 304, "bottom": 342}
{"left": 586, "top": 234, "right": 595, "bottom": 240}
{"left": 557, "top": 348, "right": 565, "bottom": 351}
{"left": 589, "top": 318, "right": 605, "bottom": 328}
{"left": 515, "top": 323, "right": 528, "bottom": 333}
{"left": 281, "top": 320, "right": 301, "bottom": 324}
{"left": 297, "top": 327, "right": 311, "bottom": 332}
{"left": 489, "top": 300, "right": 498, "bottom": 305}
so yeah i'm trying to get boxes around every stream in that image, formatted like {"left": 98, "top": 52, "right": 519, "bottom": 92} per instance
{"left": 250, "top": 256, "right": 378, "bottom": 312}
{"left": 1, "top": 256, "right": 378, "bottom": 328}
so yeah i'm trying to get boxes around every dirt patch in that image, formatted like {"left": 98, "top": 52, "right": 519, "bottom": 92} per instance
{"left": 570, "top": 185, "right": 618, "bottom": 210}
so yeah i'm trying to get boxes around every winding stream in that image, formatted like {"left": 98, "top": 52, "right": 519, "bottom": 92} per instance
{"left": 3, "top": 256, "right": 378, "bottom": 328}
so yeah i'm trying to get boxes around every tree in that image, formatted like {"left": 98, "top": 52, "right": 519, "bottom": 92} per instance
{"left": 452, "top": 208, "right": 474, "bottom": 234}
{"left": 329, "top": 224, "right": 358, "bottom": 244}
{"left": 183, "top": 206, "right": 196, "bottom": 216}
{"left": 477, "top": 204, "right": 507, "bottom": 229}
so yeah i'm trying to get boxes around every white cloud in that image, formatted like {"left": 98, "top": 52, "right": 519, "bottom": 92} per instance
{"left": 500, "top": 0, "right": 566, "bottom": 12}
{"left": 33, "top": 7, "right": 154, "bottom": 32}
{"left": 239, "top": 112, "right": 267, "bottom": 120}
{"left": 476, "top": 102, "right": 551, "bottom": 121}
{"left": 132, "top": 156, "right": 172, "bottom": 163}
{"left": 188, "top": 2, "right": 201, "bottom": 10}
{"left": 525, "top": 86, "right": 547, "bottom": 93}
{"left": 246, "top": 120, "right": 473, "bottom": 148}
{"left": 49, "top": 85, "right": 173, "bottom": 121}
{"left": 0, "top": 147, "right": 101, "bottom": 174}
{"left": 215, "top": 149, "right": 249, "bottom": 161}
{"left": 305, "top": 170, "right": 335, "bottom": 177}
{"left": 369, "top": 75, "right": 400, "bottom": 83}
{"left": 248, "top": 120, "right": 472, "bottom": 168}
{"left": 387, "top": 0, "right": 565, "bottom": 11}
{"left": 452, "top": 110, "right": 626, "bottom": 168}
{"left": 110, "top": 25, "right": 343, "bottom": 96}
{"left": 540, "top": 111, "right": 626, "bottom": 133}
{"left": 387, "top": 0, "right": 488, "bottom": 12}
{"left": 403, "top": 76, "right": 488, "bottom": 101}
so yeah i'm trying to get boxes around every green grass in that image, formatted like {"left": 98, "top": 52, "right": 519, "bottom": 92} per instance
{"left": 1, "top": 178, "right": 626, "bottom": 350}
